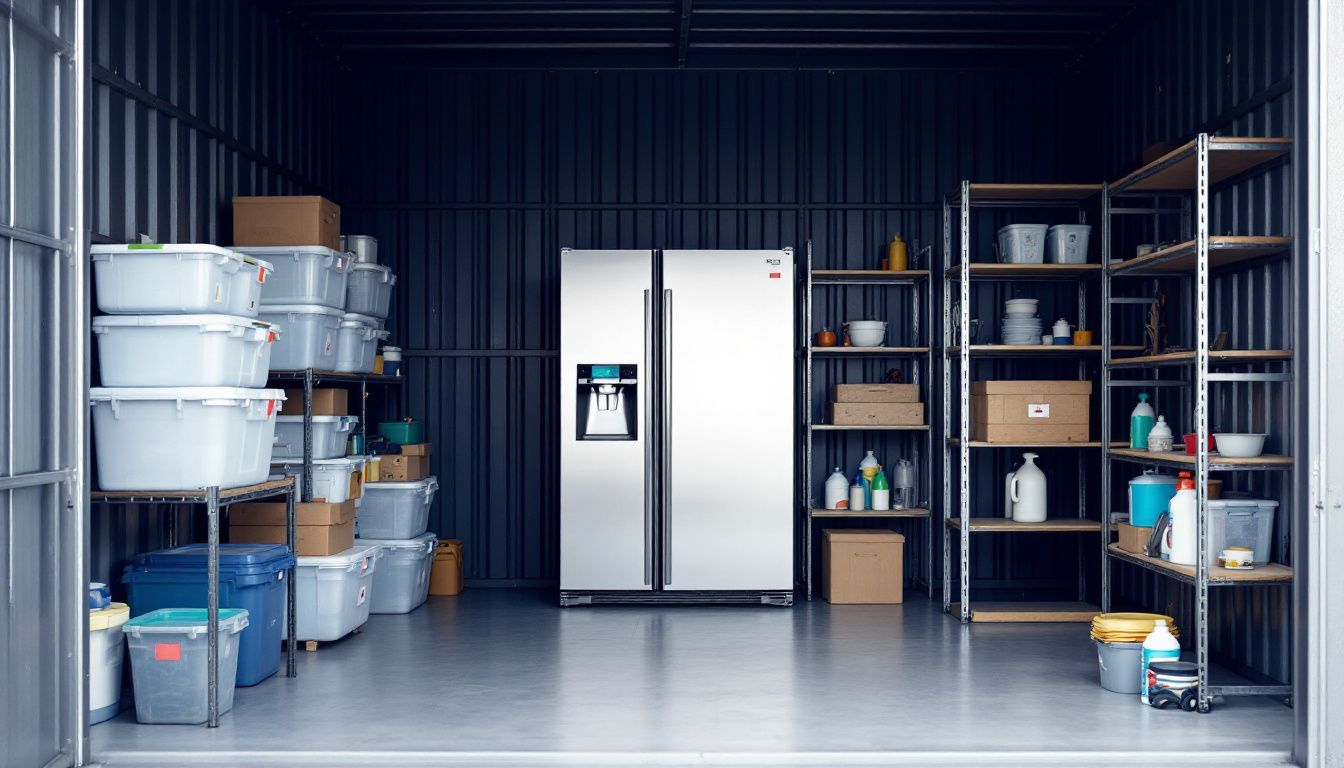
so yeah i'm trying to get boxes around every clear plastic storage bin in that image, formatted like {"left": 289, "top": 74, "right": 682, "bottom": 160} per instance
{"left": 336, "top": 315, "right": 390, "bottom": 373}
{"left": 1046, "top": 224, "right": 1092, "bottom": 264}
{"left": 92, "top": 244, "right": 267, "bottom": 317}
{"left": 123, "top": 608, "right": 249, "bottom": 724}
{"left": 256, "top": 304, "right": 344, "bottom": 371}
{"left": 240, "top": 245, "right": 351, "bottom": 309}
{"left": 995, "top": 224, "right": 1048, "bottom": 263}
{"left": 345, "top": 263, "right": 396, "bottom": 319}
{"left": 271, "top": 456, "right": 366, "bottom": 502}
{"left": 272, "top": 415, "right": 359, "bottom": 461}
{"left": 1207, "top": 499, "right": 1279, "bottom": 564}
{"left": 359, "top": 476, "right": 438, "bottom": 539}
{"left": 358, "top": 533, "right": 438, "bottom": 614}
{"left": 93, "top": 314, "right": 280, "bottom": 387}
{"left": 292, "top": 544, "right": 382, "bottom": 641}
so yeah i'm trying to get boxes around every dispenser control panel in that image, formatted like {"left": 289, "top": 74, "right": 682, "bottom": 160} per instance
{"left": 577, "top": 364, "right": 637, "bottom": 384}
{"left": 575, "top": 363, "right": 638, "bottom": 440}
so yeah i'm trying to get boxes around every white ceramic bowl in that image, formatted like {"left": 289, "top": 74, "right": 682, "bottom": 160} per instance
{"left": 1004, "top": 299, "right": 1039, "bottom": 312}
{"left": 846, "top": 320, "right": 887, "bottom": 331}
{"left": 848, "top": 328, "right": 886, "bottom": 347}
{"left": 1213, "top": 433, "right": 1267, "bottom": 458}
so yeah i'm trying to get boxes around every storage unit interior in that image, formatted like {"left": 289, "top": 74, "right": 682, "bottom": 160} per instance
{"left": 71, "top": 0, "right": 1302, "bottom": 764}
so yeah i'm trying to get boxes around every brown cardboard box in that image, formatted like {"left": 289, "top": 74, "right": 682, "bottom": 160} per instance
{"left": 429, "top": 539, "right": 464, "bottom": 596}
{"left": 228, "top": 501, "right": 355, "bottom": 556}
{"left": 831, "top": 402, "right": 924, "bottom": 426}
{"left": 821, "top": 529, "right": 904, "bottom": 604}
{"left": 833, "top": 383, "right": 920, "bottom": 403}
{"left": 1116, "top": 523, "right": 1152, "bottom": 555}
{"left": 233, "top": 196, "right": 341, "bottom": 251}
{"left": 280, "top": 388, "right": 348, "bottom": 416}
{"left": 380, "top": 454, "right": 430, "bottom": 482}
{"left": 970, "top": 380, "right": 1091, "bottom": 442}
{"left": 398, "top": 443, "right": 432, "bottom": 457}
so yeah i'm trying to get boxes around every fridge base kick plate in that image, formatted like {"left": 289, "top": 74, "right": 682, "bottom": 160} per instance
{"left": 559, "top": 590, "right": 794, "bottom": 607}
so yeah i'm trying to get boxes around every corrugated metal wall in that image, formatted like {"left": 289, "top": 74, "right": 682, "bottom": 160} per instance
{"left": 1078, "top": 0, "right": 1297, "bottom": 684}
{"left": 88, "top": 0, "right": 337, "bottom": 592}
{"left": 338, "top": 68, "right": 1086, "bottom": 584}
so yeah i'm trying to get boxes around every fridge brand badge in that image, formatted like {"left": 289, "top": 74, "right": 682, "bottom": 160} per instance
{"left": 1028, "top": 403, "right": 1050, "bottom": 418}
{"left": 766, "top": 258, "right": 781, "bottom": 278}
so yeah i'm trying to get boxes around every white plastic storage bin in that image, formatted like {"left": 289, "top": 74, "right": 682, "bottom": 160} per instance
{"left": 271, "top": 456, "right": 366, "bottom": 503}
{"left": 359, "top": 477, "right": 438, "bottom": 539}
{"left": 91, "top": 387, "right": 285, "bottom": 490}
{"left": 995, "top": 224, "right": 1049, "bottom": 263}
{"left": 89, "top": 603, "right": 130, "bottom": 724}
{"left": 358, "top": 533, "right": 438, "bottom": 614}
{"left": 1046, "top": 224, "right": 1092, "bottom": 264}
{"left": 345, "top": 263, "right": 396, "bottom": 319}
{"left": 1207, "top": 499, "right": 1279, "bottom": 564}
{"left": 336, "top": 316, "right": 390, "bottom": 373}
{"left": 292, "top": 544, "right": 382, "bottom": 641}
{"left": 346, "top": 311, "right": 386, "bottom": 332}
{"left": 93, "top": 314, "right": 280, "bottom": 388}
{"left": 256, "top": 304, "right": 343, "bottom": 371}
{"left": 92, "top": 244, "right": 267, "bottom": 317}
{"left": 239, "top": 245, "right": 351, "bottom": 309}
{"left": 272, "top": 415, "right": 359, "bottom": 461}
{"left": 123, "top": 608, "right": 248, "bottom": 724}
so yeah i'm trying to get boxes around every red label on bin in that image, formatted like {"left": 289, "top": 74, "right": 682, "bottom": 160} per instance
{"left": 154, "top": 642, "right": 182, "bottom": 661}
{"left": 267, "top": 400, "right": 276, "bottom": 417}
{"left": 257, "top": 266, "right": 267, "bottom": 283}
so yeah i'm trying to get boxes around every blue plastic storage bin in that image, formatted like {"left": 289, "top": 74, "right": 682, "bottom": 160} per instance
{"left": 123, "top": 543, "right": 293, "bottom": 686}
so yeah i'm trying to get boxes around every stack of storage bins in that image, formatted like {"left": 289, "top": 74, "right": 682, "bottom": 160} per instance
{"left": 340, "top": 235, "right": 396, "bottom": 374}
{"left": 359, "top": 416, "right": 438, "bottom": 614}
{"left": 89, "top": 244, "right": 285, "bottom": 490}
{"left": 243, "top": 245, "right": 353, "bottom": 372}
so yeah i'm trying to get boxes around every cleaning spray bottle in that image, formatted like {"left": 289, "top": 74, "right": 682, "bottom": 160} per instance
{"left": 871, "top": 469, "right": 891, "bottom": 511}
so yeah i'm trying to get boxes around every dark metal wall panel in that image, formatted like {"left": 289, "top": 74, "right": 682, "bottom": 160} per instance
{"left": 340, "top": 66, "right": 1083, "bottom": 584}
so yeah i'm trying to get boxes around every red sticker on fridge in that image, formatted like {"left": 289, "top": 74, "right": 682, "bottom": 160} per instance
{"left": 769, "top": 272, "right": 781, "bottom": 278}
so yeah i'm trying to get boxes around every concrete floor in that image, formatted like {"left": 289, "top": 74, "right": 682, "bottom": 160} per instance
{"left": 94, "top": 590, "right": 1293, "bottom": 767}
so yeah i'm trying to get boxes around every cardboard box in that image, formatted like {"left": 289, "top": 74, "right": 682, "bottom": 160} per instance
{"left": 380, "top": 454, "right": 430, "bottom": 482}
{"left": 233, "top": 195, "right": 341, "bottom": 251}
{"left": 228, "top": 501, "right": 355, "bottom": 556}
{"left": 821, "top": 529, "right": 904, "bottom": 604}
{"left": 833, "top": 384, "right": 920, "bottom": 403}
{"left": 429, "top": 539, "right": 464, "bottom": 596}
{"left": 279, "top": 388, "right": 348, "bottom": 416}
{"left": 971, "top": 380, "right": 1091, "bottom": 443}
{"left": 398, "top": 443, "right": 432, "bottom": 457}
{"left": 1116, "top": 523, "right": 1153, "bottom": 555}
{"left": 831, "top": 402, "right": 924, "bottom": 426}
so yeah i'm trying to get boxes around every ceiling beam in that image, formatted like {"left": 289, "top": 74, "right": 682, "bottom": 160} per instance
{"left": 676, "top": 0, "right": 692, "bottom": 67}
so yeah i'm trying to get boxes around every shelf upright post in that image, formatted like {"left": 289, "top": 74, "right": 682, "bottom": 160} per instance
{"left": 1194, "top": 133, "right": 1213, "bottom": 713}
{"left": 958, "top": 180, "right": 972, "bottom": 623}
{"left": 941, "top": 196, "right": 953, "bottom": 613}
{"left": 206, "top": 484, "right": 220, "bottom": 728}
{"left": 302, "top": 369, "right": 314, "bottom": 503}
{"left": 285, "top": 481, "right": 297, "bottom": 678}
{"left": 804, "top": 240, "right": 813, "bottom": 600}
{"left": 1101, "top": 183, "right": 1113, "bottom": 612}
{"left": 925, "top": 249, "right": 935, "bottom": 594}
{"left": 361, "top": 379, "right": 369, "bottom": 450}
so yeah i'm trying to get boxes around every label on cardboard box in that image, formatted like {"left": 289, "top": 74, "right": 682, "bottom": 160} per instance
{"left": 1028, "top": 403, "right": 1050, "bottom": 418}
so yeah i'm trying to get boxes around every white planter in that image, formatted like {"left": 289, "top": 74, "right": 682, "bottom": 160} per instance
{"left": 93, "top": 314, "right": 279, "bottom": 387}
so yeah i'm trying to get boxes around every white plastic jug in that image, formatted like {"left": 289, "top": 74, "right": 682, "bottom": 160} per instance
{"left": 1166, "top": 474, "right": 1198, "bottom": 565}
{"left": 1010, "top": 453, "right": 1047, "bottom": 523}
{"left": 1004, "top": 469, "right": 1017, "bottom": 518}
{"left": 824, "top": 468, "right": 849, "bottom": 510}
{"left": 1141, "top": 620, "right": 1181, "bottom": 704}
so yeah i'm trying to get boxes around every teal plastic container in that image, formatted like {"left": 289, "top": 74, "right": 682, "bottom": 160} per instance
{"left": 1130, "top": 393, "right": 1156, "bottom": 449}
{"left": 378, "top": 420, "right": 424, "bottom": 444}
{"left": 123, "top": 608, "right": 249, "bottom": 724}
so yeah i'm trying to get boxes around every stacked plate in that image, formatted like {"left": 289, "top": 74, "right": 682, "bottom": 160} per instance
{"left": 1002, "top": 298, "right": 1042, "bottom": 344}
{"left": 1090, "top": 612, "right": 1180, "bottom": 644}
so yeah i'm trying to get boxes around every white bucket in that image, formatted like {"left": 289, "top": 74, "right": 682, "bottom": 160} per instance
{"left": 256, "top": 304, "right": 344, "bottom": 371}
{"left": 93, "top": 314, "right": 280, "bottom": 388}
{"left": 358, "top": 533, "right": 438, "bottom": 614}
{"left": 1046, "top": 224, "right": 1092, "bottom": 264}
{"left": 292, "top": 544, "right": 383, "bottom": 641}
{"left": 272, "top": 415, "right": 359, "bottom": 461}
{"left": 92, "top": 244, "right": 266, "bottom": 317}
{"left": 239, "top": 245, "right": 351, "bottom": 310}
{"left": 89, "top": 603, "right": 130, "bottom": 724}
{"left": 345, "top": 263, "right": 396, "bottom": 319}
{"left": 996, "top": 224, "right": 1048, "bottom": 264}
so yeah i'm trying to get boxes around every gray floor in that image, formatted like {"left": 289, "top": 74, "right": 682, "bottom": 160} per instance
{"left": 94, "top": 590, "right": 1293, "bottom": 767}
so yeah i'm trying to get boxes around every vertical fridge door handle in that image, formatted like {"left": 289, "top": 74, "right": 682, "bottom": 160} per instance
{"left": 643, "top": 289, "right": 653, "bottom": 586}
{"left": 662, "top": 288, "right": 673, "bottom": 586}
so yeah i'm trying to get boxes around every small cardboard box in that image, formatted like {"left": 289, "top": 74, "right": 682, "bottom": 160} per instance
{"left": 833, "top": 384, "right": 920, "bottom": 403}
{"left": 279, "top": 388, "right": 348, "bottom": 416}
{"left": 971, "top": 380, "right": 1091, "bottom": 443}
{"left": 822, "top": 529, "right": 904, "bottom": 604}
{"left": 228, "top": 501, "right": 355, "bottom": 556}
{"left": 831, "top": 402, "right": 924, "bottom": 426}
{"left": 429, "top": 539, "right": 464, "bottom": 596}
{"left": 380, "top": 455, "right": 430, "bottom": 482}
{"left": 398, "top": 443, "right": 432, "bottom": 457}
{"left": 1116, "top": 523, "right": 1152, "bottom": 555}
{"left": 233, "top": 195, "right": 341, "bottom": 251}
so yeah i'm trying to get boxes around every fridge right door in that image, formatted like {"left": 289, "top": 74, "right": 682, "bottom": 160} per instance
{"left": 660, "top": 249, "right": 795, "bottom": 591}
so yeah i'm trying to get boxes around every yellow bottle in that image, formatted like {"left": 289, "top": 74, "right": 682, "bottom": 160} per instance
{"left": 887, "top": 233, "right": 908, "bottom": 272}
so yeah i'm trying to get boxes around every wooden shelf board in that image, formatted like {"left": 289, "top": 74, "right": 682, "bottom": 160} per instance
{"left": 951, "top": 602, "right": 1101, "bottom": 623}
{"left": 811, "top": 508, "right": 930, "bottom": 519}
{"left": 1109, "top": 236, "right": 1293, "bottom": 275}
{"left": 1108, "top": 544, "right": 1293, "bottom": 585}
{"left": 964, "top": 183, "right": 1102, "bottom": 202}
{"left": 811, "top": 269, "right": 929, "bottom": 279}
{"left": 948, "top": 344, "right": 1144, "bottom": 356}
{"left": 1108, "top": 446, "right": 1293, "bottom": 468}
{"left": 1111, "top": 137, "right": 1291, "bottom": 193}
{"left": 947, "top": 438, "right": 1110, "bottom": 448}
{"left": 946, "top": 517, "right": 1102, "bottom": 533}
{"left": 811, "top": 346, "right": 929, "bottom": 355}
{"left": 1107, "top": 348, "right": 1294, "bottom": 368}
{"left": 945, "top": 263, "right": 1102, "bottom": 279}
{"left": 812, "top": 424, "right": 929, "bottom": 431}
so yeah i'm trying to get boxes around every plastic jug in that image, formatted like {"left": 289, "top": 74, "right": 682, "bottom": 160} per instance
{"left": 859, "top": 451, "right": 880, "bottom": 507}
{"left": 1128, "top": 470, "right": 1177, "bottom": 527}
{"left": 1009, "top": 452, "right": 1047, "bottom": 523}
{"left": 1141, "top": 620, "right": 1182, "bottom": 704}
{"left": 887, "top": 233, "right": 908, "bottom": 272}
{"left": 1166, "top": 472, "right": 1198, "bottom": 566}
{"left": 824, "top": 468, "right": 849, "bottom": 510}
{"left": 1131, "top": 393, "right": 1156, "bottom": 449}
{"left": 892, "top": 458, "right": 916, "bottom": 509}
{"left": 1147, "top": 415, "right": 1174, "bottom": 452}
{"left": 848, "top": 475, "right": 867, "bottom": 512}
{"left": 871, "top": 470, "right": 891, "bottom": 511}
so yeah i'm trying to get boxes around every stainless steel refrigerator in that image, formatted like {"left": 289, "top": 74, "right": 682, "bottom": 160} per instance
{"left": 559, "top": 248, "right": 795, "bottom": 606}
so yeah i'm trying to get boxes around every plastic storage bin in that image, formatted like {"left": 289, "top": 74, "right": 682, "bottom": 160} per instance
{"left": 273, "top": 415, "right": 359, "bottom": 460}
{"left": 995, "top": 224, "right": 1048, "bottom": 263}
{"left": 123, "top": 543, "right": 294, "bottom": 686}
{"left": 378, "top": 419, "right": 424, "bottom": 444}
{"left": 358, "top": 534, "right": 437, "bottom": 614}
{"left": 90, "top": 387, "right": 285, "bottom": 491}
{"left": 359, "top": 476, "right": 438, "bottom": 539}
{"left": 271, "top": 456, "right": 366, "bottom": 502}
{"left": 93, "top": 314, "right": 280, "bottom": 387}
{"left": 239, "top": 245, "right": 351, "bottom": 309}
{"left": 292, "top": 543, "right": 382, "bottom": 641}
{"left": 336, "top": 315, "right": 390, "bottom": 373}
{"left": 1095, "top": 640, "right": 1143, "bottom": 694}
{"left": 256, "top": 304, "right": 344, "bottom": 371}
{"left": 342, "top": 234, "right": 378, "bottom": 264}
{"left": 92, "top": 244, "right": 267, "bottom": 317}
{"left": 1046, "top": 224, "right": 1092, "bottom": 264}
{"left": 346, "top": 310, "right": 386, "bottom": 331}
{"left": 123, "top": 608, "right": 248, "bottom": 724}
{"left": 90, "top": 603, "right": 130, "bottom": 724}
{"left": 1207, "top": 499, "right": 1279, "bottom": 564}
{"left": 345, "top": 263, "right": 396, "bottom": 319}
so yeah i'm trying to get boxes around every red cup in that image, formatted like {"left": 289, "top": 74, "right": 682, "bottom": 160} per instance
{"left": 1184, "top": 433, "right": 1216, "bottom": 455}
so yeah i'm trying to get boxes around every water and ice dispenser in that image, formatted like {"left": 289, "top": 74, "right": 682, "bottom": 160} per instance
{"left": 575, "top": 364, "right": 637, "bottom": 440}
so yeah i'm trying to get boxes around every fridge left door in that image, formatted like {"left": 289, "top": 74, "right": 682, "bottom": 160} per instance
{"left": 560, "top": 249, "right": 655, "bottom": 591}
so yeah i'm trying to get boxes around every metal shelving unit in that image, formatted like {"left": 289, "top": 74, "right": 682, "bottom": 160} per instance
{"left": 941, "top": 182, "right": 1107, "bottom": 624}
{"left": 1100, "top": 134, "right": 1294, "bottom": 713}
{"left": 92, "top": 478, "right": 297, "bottom": 727}
{"left": 802, "top": 241, "right": 935, "bottom": 600}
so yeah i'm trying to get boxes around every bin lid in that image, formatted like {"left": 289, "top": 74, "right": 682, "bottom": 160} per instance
{"left": 296, "top": 542, "right": 383, "bottom": 566}
{"left": 93, "top": 314, "right": 275, "bottom": 330}
{"left": 356, "top": 533, "right": 438, "bottom": 551}
{"left": 276, "top": 414, "right": 358, "bottom": 424}
{"left": 272, "top": 456, "right": 367, "bottom": 469}
{"left": 363, "top": 476, "right": 437, "bottom": 491}
{"left": 343, "top": 311, "right": 383, "bottom": 325}
{"left": 233, "top": 245, "right": 345, "bottom": 259}
{"left": 257, "top": 304, "right": 346, "bottom": 318}
{"left": 91, "top": 387, "right": 286, "bottom": 403}
{"left": 123, "top": 608, "right": 248, "bottom": 635}
{"left": 1206, "top": 498, "right": 1279, "bottom": 510}
{"left": 127, "top": 543, "right": 295, "bottom": 572}
{"left": 90, "top": 602, "right": 130, "bottom": 630}
{"left": 91, "top": 243, "right": 241, "bottom": 260}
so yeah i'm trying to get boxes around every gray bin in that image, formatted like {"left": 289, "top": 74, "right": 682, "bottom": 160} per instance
{"left": 358, "top": 533, "right": 438, "bottom": 614}
{"left": 345, "top": 263, "right": 396, "bottom": 319}
{"left": 239, "top": 245, "right": 351, "bottom": 309}
{"left": 336, "top": 316, "right": 390, "bottom": 373}
{"left": 273, "top": 415, "right": 358, "bottom": 460}
{"left": 123, "top": 608, "right": 248, "bottom": 724}
{"left": 257, "top": 304, "right": 343, "bottom": 370}
{"left": 1095, "top": 640, "right": 1143, "bottom": 694}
